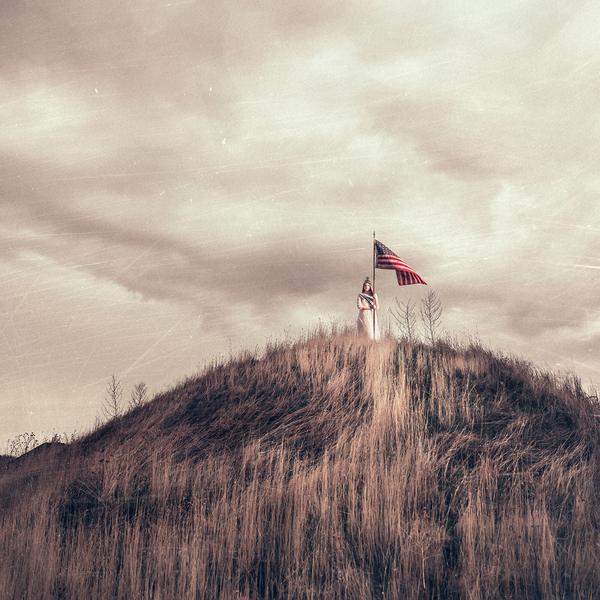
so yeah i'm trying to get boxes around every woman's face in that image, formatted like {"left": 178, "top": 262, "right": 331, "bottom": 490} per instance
{"left": 363, "top": 282, "right": 371, "bottom": 292}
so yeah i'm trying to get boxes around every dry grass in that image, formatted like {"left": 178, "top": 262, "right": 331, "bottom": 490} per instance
{"left": 1, "top": 323, "right": 600, "bottom": 599}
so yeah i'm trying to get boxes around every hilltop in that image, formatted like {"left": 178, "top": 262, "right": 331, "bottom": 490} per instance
{"left": 1, "top": 327, "right": 599, "bottom": 599}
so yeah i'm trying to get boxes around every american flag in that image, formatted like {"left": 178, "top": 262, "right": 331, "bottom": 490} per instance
{"left": 375, "top": 239, "right": 427, "bottom": 286}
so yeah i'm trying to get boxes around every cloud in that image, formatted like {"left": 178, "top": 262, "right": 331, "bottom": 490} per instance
{"left": 1, "top": 0, "right": 599, "bottom": 440}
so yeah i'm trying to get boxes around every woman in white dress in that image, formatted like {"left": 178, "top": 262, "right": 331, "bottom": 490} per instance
{"left": 356, "top": 276, "right": 380, "bottom": 340}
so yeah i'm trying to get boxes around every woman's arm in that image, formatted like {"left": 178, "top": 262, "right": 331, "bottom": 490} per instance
{"left": 374, "top": 293, "right": 379, "bottom": 310}
{"left": 358, "top": 295, "right": 375, "bottom": 311}
{"left": 357, "top": 295, "right": 370, "bottom": 310}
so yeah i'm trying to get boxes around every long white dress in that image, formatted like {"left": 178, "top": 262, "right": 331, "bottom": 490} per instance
{"left": 356, "top": 292, "right": 380, "bottom": 340}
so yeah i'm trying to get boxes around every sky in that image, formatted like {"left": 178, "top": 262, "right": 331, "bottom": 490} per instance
{"left": 1, "top": 1, "right": 599, "bottom": 444}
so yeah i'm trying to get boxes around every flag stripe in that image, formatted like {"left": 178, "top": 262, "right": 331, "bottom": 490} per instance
{"left": 377, "top": 257, "right": 409, "bottom": 268}
{"left": 376, "top": 257, "right": 421, "bottom": 275}
{"left": 374, "top": 239, "right": 427, "bottom": 287}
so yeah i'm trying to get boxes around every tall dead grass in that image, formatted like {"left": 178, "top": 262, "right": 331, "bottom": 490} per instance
{"left": 1, "top": 324, "right": 599, "bottom": 599}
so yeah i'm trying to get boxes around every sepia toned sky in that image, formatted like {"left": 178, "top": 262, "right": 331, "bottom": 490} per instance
{"left": 2, "top": 1, "right": 599, "bottom": 444}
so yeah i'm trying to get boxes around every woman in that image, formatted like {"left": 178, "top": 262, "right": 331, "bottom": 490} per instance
{"left": 357, "top": 276, "right": 380, "bottom": 340}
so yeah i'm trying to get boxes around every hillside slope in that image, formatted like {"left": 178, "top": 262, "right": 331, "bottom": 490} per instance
{"left": 1, "top": 328, "right": 600, "bottom": 599}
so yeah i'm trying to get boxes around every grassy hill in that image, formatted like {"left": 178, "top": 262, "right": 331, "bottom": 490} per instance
{"left": 1, "top": 326, "right": 599, "bottom": 599}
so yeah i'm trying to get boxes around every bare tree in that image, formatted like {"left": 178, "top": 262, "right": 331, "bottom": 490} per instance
{"left": 129, "top": 381, "right": 148, "bottom": 409}
{"left": 103, "top": 373, "right": 123, "bottom": 420}
{"left": 389, "top": 297, "right": 418, "bottom": 342}
{"left": 420, "top": 289, "right": 443, "bottom": 345}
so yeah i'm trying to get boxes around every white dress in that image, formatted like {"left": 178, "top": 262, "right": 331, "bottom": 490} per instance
{"left": 356, "top": 292, "right": 380, "bottom": 340}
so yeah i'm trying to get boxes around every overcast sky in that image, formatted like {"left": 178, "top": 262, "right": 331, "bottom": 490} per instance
{"left": 2, "top": 1, "right": 599, "bottom": 444}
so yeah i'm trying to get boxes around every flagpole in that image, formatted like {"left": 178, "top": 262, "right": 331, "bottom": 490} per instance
{"left": 372, "top": 231, "right": 376, "bottom": 339}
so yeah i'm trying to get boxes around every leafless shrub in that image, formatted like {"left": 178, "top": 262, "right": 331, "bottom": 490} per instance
{"left": 389, "top": 297, "right": 418, "bottom": 342}
{"left": 420, "top": 289, "right": 443, "bottom": 345}
{"left": 102, "top": 373, "right": 123, "bottom": 420}
{"left": 129, "top": 382, "right": 148, "bottom": 409}
{"left": 6, "top": 432, "right": 38, "bottom": 457}
{"left": 41, "top": 432, "right": 75, "bottom": 444}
